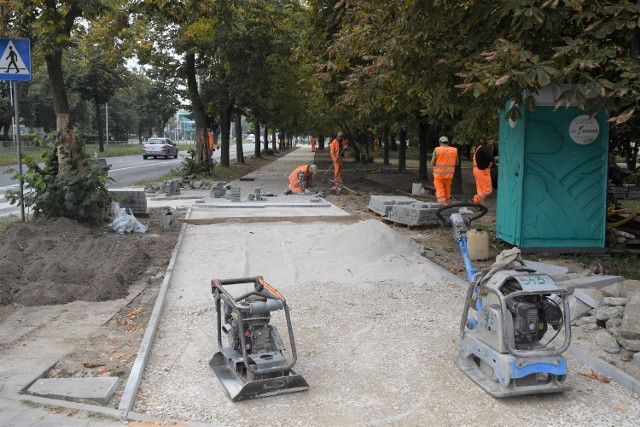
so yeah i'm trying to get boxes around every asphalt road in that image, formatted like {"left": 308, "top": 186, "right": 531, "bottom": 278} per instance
{"left": 0, "top": 143, "right": 254, "bottom": 217}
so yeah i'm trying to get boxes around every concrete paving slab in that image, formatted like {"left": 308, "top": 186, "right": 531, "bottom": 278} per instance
{"left": 557, "top": 275, "right": 625, "bottom": 293}
{"left": 0, "top": 306, "right": 65, "bottom": 345}
{"left": 26, "top": 377, "right": 118, "bottom": 405}
{"left": 184, "top": 195, "right": 352, "bottom": 224}
{"left": 573, "top": 288, "right": 605, "bottom": 308}
{"left": 522, "top": 260, "right": 570, "bottom": 277}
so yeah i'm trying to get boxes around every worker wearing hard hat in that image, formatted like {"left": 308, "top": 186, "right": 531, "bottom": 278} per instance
{"left": 285, "top": 164, "right": 317, "bottom": 194}
{"left": 330, "top": 132, "right": 348, "bottom": 191}
{"left": 431, "top": 136, "right": 458, "bottom": 205}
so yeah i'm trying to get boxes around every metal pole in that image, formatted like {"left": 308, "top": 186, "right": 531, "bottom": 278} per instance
{"left": 13, "top": 81, "right": 25, "bottom": 221}
{"left": 9, "top": 82, "right": 16, "bottom": 148}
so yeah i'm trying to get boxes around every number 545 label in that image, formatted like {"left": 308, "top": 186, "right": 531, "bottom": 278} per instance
{"left": 515, "top": 275, "right": 558, "bottom": 291}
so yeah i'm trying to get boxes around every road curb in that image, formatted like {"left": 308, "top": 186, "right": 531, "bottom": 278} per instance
{"left": 118, "top": 210, "right": 190, "bottom": 415}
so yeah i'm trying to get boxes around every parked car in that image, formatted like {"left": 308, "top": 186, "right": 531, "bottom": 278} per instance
{"left": 142, "top": 137, "right": 179, "bottom": 159}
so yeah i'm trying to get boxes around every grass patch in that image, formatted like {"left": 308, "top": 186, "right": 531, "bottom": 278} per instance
{"left": 0, "top": 214, "right": 22, "bottom": 230}
{"left": 0, "top": 143, "right": 196, "bottom": 166}
{"left": 604, "top": 254, "right": 640, "bottom": 280}
{"left": 619, "top": 199, "right": 640, "bottom": 211}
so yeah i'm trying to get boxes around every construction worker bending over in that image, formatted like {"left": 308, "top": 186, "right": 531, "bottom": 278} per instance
{"left": 330, "top": 132, "right": 347, "bottom": 190}
{"left": 285, "top": 164, "right": 317, "bottom": 194}
{"left": 431, "top": 136, "right": 458, "bottom": 205}
{"left": 472, "top": 141, "right": 494, "bottom": 204}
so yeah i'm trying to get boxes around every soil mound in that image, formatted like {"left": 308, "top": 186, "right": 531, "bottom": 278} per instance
{"left": 0, "top": 211, "right": 175, "bottom": 306}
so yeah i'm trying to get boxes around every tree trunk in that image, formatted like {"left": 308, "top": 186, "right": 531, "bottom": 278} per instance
{"left": 235, "top": 111, "right": 244, "bottom": 164}
{"left": 46, "top": 50, "right": 83, "bottom": 171}
{"left": 418, "top": 116, "right": 428, "bottom": 181}
{"left": 220, "top": 103, "right": 232, "bottom": 167}
{"left": 185, "top": 52, "right": 211, "bottom": 169}
{"left": 254, "top": 121, "right": 261, "bottom": 157}
{"left": 95, "top": 99, "right": 104, "bottom": 152}
{"left": 398, "top": 128, "right": 407, "bottom": 172}
{"left": 318, "top": 134, "right": 325, "bottom": 150}
{"left": 383, "top": 125, "right": 390, "bottom": 166}
{"left": 452, "top": 141, "right": 463, "bottom": 196}
{"left": 390, "top": 133, "right": 398, "bottom": 151}
{"left": 263, "top": 127, "right": 269, "bottom": 151}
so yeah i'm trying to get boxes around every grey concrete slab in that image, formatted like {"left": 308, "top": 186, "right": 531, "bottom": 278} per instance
{"left": 0, "top": 306, "right": 65, "bottom": 345}
{"left": 522, "top": 260, "right": 570, "bottom": 277}
{"left": 26, "top": 377, "right": 119, "bottom": 405}
{"left": 557, "top": 275, "right": 625, "bottom": 293}
{"left": 184, "top": 196, "right": 351, "bottom": 224}
{"left": 573, "top": 288, "right": 605, "bottom": 308}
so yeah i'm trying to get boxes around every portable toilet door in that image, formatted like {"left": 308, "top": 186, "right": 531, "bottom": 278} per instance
{"left": 496, "top": 86, "right": 609, "bottom": 252}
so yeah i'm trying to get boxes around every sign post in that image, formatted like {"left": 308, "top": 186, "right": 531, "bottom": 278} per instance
{"left": 1, "top": 38, "right": 32, "bottom": 221}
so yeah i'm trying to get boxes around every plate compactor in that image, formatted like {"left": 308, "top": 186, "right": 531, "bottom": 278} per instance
{"left": 209, "top": 276, "right": 309, "bottom": 401}
{"left": 437, "top": 203, "right": 572, "bottom": 398}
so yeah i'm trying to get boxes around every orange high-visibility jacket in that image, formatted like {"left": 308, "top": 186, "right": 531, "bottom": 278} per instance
{"left": 288, "top": 165, "right": 312, "bottom": 192}
{"left": 433, "top": 146, "right": 457, "bottom": 176}
{"left": 330, "top": 138, "right": 347, "bottom": 160}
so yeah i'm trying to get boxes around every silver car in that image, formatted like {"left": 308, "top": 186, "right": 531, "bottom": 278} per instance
{"left": 142, "top": 137, "right": 179, "bottom": 159}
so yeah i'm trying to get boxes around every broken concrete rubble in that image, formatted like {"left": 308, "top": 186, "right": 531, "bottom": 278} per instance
{"left": 595, "top": 331, "right": 621, "bottom": 354}
{"left": 620, "top": 293, "right": 640, "bottom": 340}
{"left": 564, "top": 274, "right": 639, "bottom": 381}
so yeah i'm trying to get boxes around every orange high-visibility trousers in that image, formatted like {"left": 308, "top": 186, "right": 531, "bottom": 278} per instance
{"left": 434, "top": 175, "right": 453, "bottom": 205}
{"left": 473, "top": 167, "right": 492, "bottom": 204}
{"left": 332, "top": 157, "right": 343, "bottom": 187}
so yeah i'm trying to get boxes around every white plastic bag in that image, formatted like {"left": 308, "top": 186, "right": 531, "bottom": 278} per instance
{"left": 111, "top": 208, "right": 133, "bottom": 234}
{"left": 128, "top": 208, "right": 148, "bottom": 233}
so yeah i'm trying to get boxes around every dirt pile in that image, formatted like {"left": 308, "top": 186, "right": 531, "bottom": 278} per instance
{"left": 0, "top": 210, "right": 181, "bottom": 306}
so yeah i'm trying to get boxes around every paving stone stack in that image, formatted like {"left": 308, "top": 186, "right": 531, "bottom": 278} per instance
{"left": 110, "top": 187, "right": 148, "bottom": 215}
{"left": 171, "top": 179, "right": 181, "bottom": 195}
{"left": 367, "top": 195, "right": 417, "bottom": 216}
{"left": 210, "top": 182, "right": 226, "bottom": 198}
{"left": 225, "top": 185, "right": 241, "bottom": 202}
{"left": 387, "top": 201, "right": 444, "bottom": 226}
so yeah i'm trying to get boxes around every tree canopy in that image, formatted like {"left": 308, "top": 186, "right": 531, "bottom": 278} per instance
{"left": 2, "top": 0, "right": 639, "bottom": 171}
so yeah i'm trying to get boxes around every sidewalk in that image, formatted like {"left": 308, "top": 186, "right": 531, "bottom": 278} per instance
{"left": 2, "top": 146, "right": 639, "bottom": 426}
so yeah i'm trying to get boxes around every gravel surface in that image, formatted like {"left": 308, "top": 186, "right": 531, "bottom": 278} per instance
{"left": 134, "top": 220, "right": 640, "bottom": 426}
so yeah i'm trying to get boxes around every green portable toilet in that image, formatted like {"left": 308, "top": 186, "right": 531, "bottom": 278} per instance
{"left": 496, "top": 86, "right": 609, "bottom": 252}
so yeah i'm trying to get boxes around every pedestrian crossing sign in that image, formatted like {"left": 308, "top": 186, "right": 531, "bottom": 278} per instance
{"left": 0, "top": 39, "right": 31, "bottom": 81}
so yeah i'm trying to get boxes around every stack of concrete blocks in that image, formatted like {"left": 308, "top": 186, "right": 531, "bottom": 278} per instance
{"left": 387, "top": 201, "right": 444, "bottom": 226}
{"left": 171, "top": 179, "right": 181, "bottom": 195}
{"left": 160, "top": 179, "right": 181, "bottom": 196}
{"left": 246, "top": 187, "right": 263, "bottom": 202}
{"left": 110, "top": 187, "right": 148, "bottom": 215}
{"left": 225, "top": 185, "right": 241, "bottom": 202}
{"left": 210, "top": 182, "right": 226, "bottom": 198}
{"left": 367, "top": 195, "right": 416, "bottom": 216}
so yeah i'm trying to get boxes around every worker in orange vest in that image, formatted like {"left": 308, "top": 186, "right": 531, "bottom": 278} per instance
{"left": 311, "top": 136, "right": 317, "bottom": 152}
{"left": 330, "top": 132, "right": 347, "bottom": 190}
{"left": 208, "top": 131, "right": 215, "bottom": 154}
{"left": 472, "top": 141, "right": 494, "bottom": 204}
{"left": 285, "top": 164, "right": 317, "bottom": 194}
{"left": 431, "top": 136, "right": 458, "bottom": 205}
